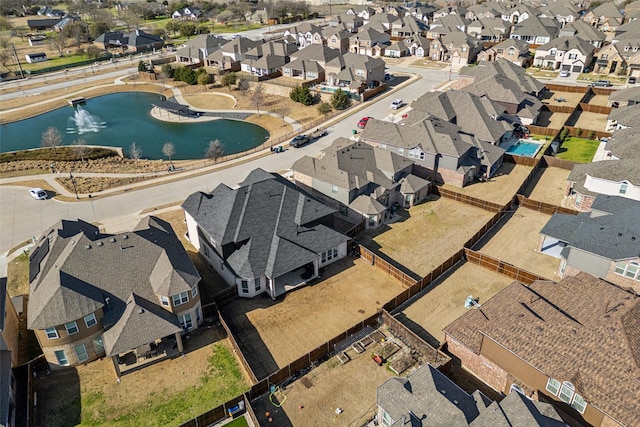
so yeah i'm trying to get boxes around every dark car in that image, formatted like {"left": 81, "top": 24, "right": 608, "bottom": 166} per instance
{"left": 629, "top": 76, "right": 637, "bottom": 84}
{"left": 357, "top": 117, "right": 371, "bottom": 129}
{"left": 290, "top": 134, "right": 311, "bottom": 148}
{"left": 591, "top": 80, "right": 612, "bottom": 87}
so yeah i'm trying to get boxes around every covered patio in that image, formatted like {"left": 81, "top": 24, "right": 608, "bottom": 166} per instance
{"left": 270, "top": 261, "right": 318, "bottom": 298}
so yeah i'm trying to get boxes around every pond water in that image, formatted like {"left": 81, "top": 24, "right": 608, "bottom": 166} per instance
{"left": 0, "top": 92, "right": 269, "bottom": 160}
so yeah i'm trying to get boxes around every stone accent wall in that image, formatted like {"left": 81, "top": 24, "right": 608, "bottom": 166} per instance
{"left": 446, "top": 335, "right": 508, "bottom": 393}
{"left": 43, "top": 329, "right": 105, "bottom": 368}
{"left": 438, "top": 167, "right": 465, "bottom": 188}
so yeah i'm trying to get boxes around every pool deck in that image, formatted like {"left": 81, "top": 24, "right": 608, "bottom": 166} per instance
{"left": 501, "top": 139, "right": 544, "bottom": 158}
{"left": 150, "top": 106, "right": 221, "bottom": 123}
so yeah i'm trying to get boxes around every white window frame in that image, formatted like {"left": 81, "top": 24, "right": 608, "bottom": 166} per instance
{"left": 75, "top": 344, "right": 89, "bottom": 363}
{"left": 332, "top": 185, "right": 338, "bottom": 194}
{"left": 619, "top": 182, "right": 628, "bottom": 194}
{"left": 93, "top": 336, "right": 105, "bottom": 355}
{"left": 195, "top": 306, "right": 201, "bottom": 324}
{"left": 571, "top": 393, "right": 587, "bottom": 414}
{"left": 615, "top": 262, "right": 626, "bottom": 275}
{"left": 180, "top": 313, "right": 193, "bottom": 330}
{"left": 84, "top": 313, "right": 97, "bottom": 328}
{"left": 545, "top": 378, "right": 560, "bottom": 396}
{"left": 625, "top": 262, "right": 639, "bottom": 279}
{"left": 398, "top": 148, "right": 404, "bottom": 155}
{"left": 558, "top": 381, "right": 575, "bottom": 403}
{"left": 160, "top": 295, "right": 170, "bottom": 306}
{"left": 255, "top": 277, "right": 261, "bottom": 292}
{"left": 172, "top": 291, "right": 189, "bottom": 306}
{"left": 241, "top": 280, "right": 249, "bottom": 294}
{"left": 65, "top": 321, "right": 79, "bottom": 335}
{"left": 45, "top": 327, "right": 59, "bottom": 339}
{"left": 55, "top": 350, "right": 69, "bottom": 366}
{"left": 191, "top": 285, "right": 198, "bottom": 299}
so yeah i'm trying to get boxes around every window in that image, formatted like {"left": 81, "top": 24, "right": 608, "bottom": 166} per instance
{"left": 568, "top": 53, "right": 577, "bottom": 59}
{"left": 545, "top": 378, "right": 561, "bottom": 396}
{"left": 571, "top": 393, "right": 587, "bottom": 414}
{"left": 55, "top": 350, "right": 69, "bottom": 366}
{"left": 93, "top": 336, "right": 105, "bottom": 355}
{"left": 615, "top": 262, "right": 627, "bottom": 275}
{"left": 332, "top": 185, "right": 338, "bottom": 194}
{"left": 339, "top": 204, "right": 348, "bottom": 216}
{"left": 160, "top": 295, "right": 170, "bottom": 306}
{"left": 625, "top": 262, "right": 639, "bottom": 279}
{"left": 65, "top": 321, "right": 79, "bottom": 335}
{"left": 255, "top": 277, "right": 261, "bottom": 292}
{"left": 84, "top": 313, "right": 97, "bottom": 328}
{"left": 172, "top": 291, "right": 189, "bottom": 306}
{"left": 559, "top": 260, "right": 567, "bottom": 276}
{"left": 380, "top": 144, "right": 386, "bottom": 149}
{"left": 558, "top": 381, "right": 575, "bottom": 403}
{"left": 191, "top": 285, "right": 198, "bottom": 299}
{"left": 398, "top": 148, "right": 404, "bottom": 155}
{"left": 241, "top": 280, "right": 249, "bottom": 294}
{"left": 45, "top": 327, "right": 59, "bottom": 339}
{"left": 75, "top": 344, "right": 89, "bottom": 363}
{"left": 180, "top": 313, "right": 193, "bottom": 330}
{"left": 195, "top": 306, "right": 201, "bottom": 324}
{"left": 381, "top": 410, "right": 392, "bottom": 427}
{"left": 409, "top": 148, "right": 425, "bottom": 160}
{"left": 619, "top": 182, "right": 628, "bottom": 194}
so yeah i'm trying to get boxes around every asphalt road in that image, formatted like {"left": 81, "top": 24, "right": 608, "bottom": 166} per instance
{"left": 0, "top": 62, "right": 452, "bottom": 259}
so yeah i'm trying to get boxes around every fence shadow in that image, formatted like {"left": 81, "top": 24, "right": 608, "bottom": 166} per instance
{"left": 393, "top": 313, "right": 441, "bottom": 349}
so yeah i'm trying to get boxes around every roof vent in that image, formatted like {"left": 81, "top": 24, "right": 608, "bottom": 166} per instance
{"left": 110, "top": 238, "right": 116, "bottom": 243}
{"left": 85, "top": 245, "right": 91, "bottom": 250}
{"left": 453, "top": 400, "right": 459, "bottom": 405}
{"left": 123, "top": 235, "right": 129, "bottom": 239}
{"left": 138, "top": 308, "right": 145, "bottom": 314}
{"left": 535, "top": 326, "right": 543, "bottom": 333}
{"left": 570, "top": 329, "right": 576, "bottom": 335}
{"left": 97, "top": 241, "right": 103, "bottom": 246}
{"left": 618, "top": 233, "right": 623, "bottom": 237}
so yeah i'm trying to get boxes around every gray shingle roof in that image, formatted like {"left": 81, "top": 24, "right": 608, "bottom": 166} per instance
{"left": 28, "top": 216, "right": 200, "bottom": 330}
{"left": 460, "top": 58, "right": 546, "bottom": 96}
{"left": 568, "top": 158, "right": 640, "bottom": 186}
{"left": 608, "top": 86, "right": 640, "bottom": 103}
{"left": 290, "top": 44, "right": 341, "bottom": 65}
{"left": 540, "top": 195, "right": 640, "bottom": 260}
{"left": 349, "top": 195, "right": 387, "bottom": 215}
{"left": 536, "top": 35, "right": 595, "bottom": 56}
{"left": 470, "top": 391, "right": 566, "bottom": 426}
{"left": 605, "top": 128, "right": 640, "bottom": 159}
{"left": 182, "top": 169, "right": 349, "bottom": 280}
{"left": 608, "top": 104, "right": 640, "bottom": 128}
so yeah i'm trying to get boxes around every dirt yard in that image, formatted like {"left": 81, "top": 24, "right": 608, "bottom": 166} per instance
{"left": 536, "top": 111, "right": 571, "bottom": 130}
{"left": 441, "top": 163, "right": 533, "bottom": 206}
{"left": 220, "top": 258, "right": 405, "bottom": 380}
{"left": 541, "top": 90, "right": 585, "bottom": 108}
{"left": 528, "top": 167, "right": 571, "bottom": 205}
{"left": 477, "top": 208, "right": 560, "bottom": 279}
{"left": 400, "top": 262, "right": 514, "bottom": 346}
{"left": 360, "top": 198, "right": 494, "bottom": 277}
{"left": 588, "top": 94, "right": 610, "bottom": 106}
{"left": 572, "top": 111, "right": 609, "bottom": 132}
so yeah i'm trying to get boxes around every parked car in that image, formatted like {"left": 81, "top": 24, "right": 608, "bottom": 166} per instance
{"left": 29, "top": 188, "right": 48, "bottom": 200}
{"left": 592, "top": 80, "right": 612, "bottom": 87}
{"left": 390, "top": 99, "right": 404, "bottom": 110}
{"left": 559, "top": 70, "right": 570, "bottom": 77}
{"left": 357, "top": 117, "right": 371, "bottom": 128}
{"left": 290, "top": 134, "right": 311, "bottom": 148}
{"left": 629, "top": 76, "right": 637, "bottom": 84}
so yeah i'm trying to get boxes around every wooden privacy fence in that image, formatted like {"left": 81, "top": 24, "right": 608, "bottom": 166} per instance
{"left": 432, "top": 186, "right": 504, "bottom": 212}
{"left": 545, "top": 83, "right": 588, "bottom": 93}
{"left": 178, "top": 394, "right": 248, "bottom": 427}
{"left": 579, "top": 103, "right": 612, "bottom": 114}
{"left": 516, "top": 195, "right": 579, "bottom": 215}
{"left": 217, "top": 307, "right": 259, "bottom": 384}
{"left": 590, "top": 87, "right": 617, "bottom": 96}
{"left": 464, "top": 249, "right": 551, "bottom": 284}
{"left": 463, "top": 208, "right": 509, "bottom": 250}
{"left": 514, "top": 155, "right": 544, "bottom": 196}
{"left": 562, "top": 126, "right": 611, "bottom": 139}
{"left": 362, "top": 83, "right": 387, "bottom": 101}
{"left": 380, "top": 310, "right": 451, "bottom": 368}
{"left": 542, "top": 155, "right": 577, "bottom": 170}
{"left": 546, "top": 104, "right": 575, "bottom": 114}
{"left": 503, "top": 154, "right": 538, "bottom": 167}
{"left": 358, "top": 245, "right": 420, "bottom": 287}
{"left": 527, "top": 124, "right": 560, "bottom": 137}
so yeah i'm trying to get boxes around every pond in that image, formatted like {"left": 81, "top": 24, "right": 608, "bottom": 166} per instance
{"left": 0, "top": 92, "right": 269, "bottom": 160}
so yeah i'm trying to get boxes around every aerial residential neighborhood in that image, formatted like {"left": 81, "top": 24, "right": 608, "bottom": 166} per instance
{"left": 1, "top": 0, "right": 640, "bottom": 426}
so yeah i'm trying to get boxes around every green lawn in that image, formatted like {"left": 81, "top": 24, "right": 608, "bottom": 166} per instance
{"left": 556, "top": 137, "right": 600, "bottom": 163}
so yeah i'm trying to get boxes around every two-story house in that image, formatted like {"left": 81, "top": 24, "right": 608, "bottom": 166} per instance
{"left": 430, "top": 31, "right": 482, "bottom": 66}
{"left": 594, "top": 33, "right": 640, "bottom": 77}
{"left": 534, "top": 36, "right": 594, "bottom": 73}
{"left": 582, "top": 2, "right": 625, "bottom": 32}
{"left": 466, "top": 17, "right": 511, "bottom": 43}
{"left": 1, "top": 278, "right": 20, "bottom": 427}
{"left": 240, "top": 40, "right": 298, "bottom": 76}
{"left": 558, "top": 20, "right": 606, "bottom": 48}
{"left": 283, "top": 22, "right": 324, "bottom": 48}
{"left": 444, "top": 271, "right": 640, "bottom": 427}
{"left": 477, "top": 38, "right": 532, "bottom": 66}
{"left": 175, "top": 33, "right": 227, "bottom": 65}
{"left": 510, "top": 15, "right": 560, "bottom": 46}
{"left": 204, "top": 36, "right": 261, "bottom": 70}
{"left": 172, "top": 6, "right": 202, "bottom": 21}
{"left": 349, "top": 26, "right": 391, "bottom": 57}
{"left": 28, "top": 217, "right": 202, "bottom": 378}
{"left": 182, "top": 169, "right": 350, "bottom": 299}
{"left": 292, "top": 138, "right": 430, "bottom": 229}
{"left": 325, "top": 52, "right": 385, "bottom": 90}
{"left": 282, "top": 44, "right": 341, "bottom": 81}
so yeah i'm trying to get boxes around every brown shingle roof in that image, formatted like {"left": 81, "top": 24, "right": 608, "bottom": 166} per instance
{"left": 443, "top": 272, "right": 640, "bottom": 426}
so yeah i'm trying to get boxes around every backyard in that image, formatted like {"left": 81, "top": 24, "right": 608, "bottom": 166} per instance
{"left": 399, "top": 262, "right": 515, "bottom": 346}
{"left": 360, "top": 198, "right": 495, "bottom": 277}
{"left": 536, "top": 111, "right": 570, "bottom": 130}
{"left": 220, "top": 257, "right": 405, "bottom": 380}
{"left": 528, "top": 167, "right": 571, "bottom": 205}
{"left": 571, "top": 111, "right": 609, "bottom": 133}
{"left": 556, "top": 136, "right": 600, "bottom": 163}
{"left": 35, "top": 329, "right": 250, "bottom": 427}
{"left": 476, "top": 207, "right": 560, "bottom": 280}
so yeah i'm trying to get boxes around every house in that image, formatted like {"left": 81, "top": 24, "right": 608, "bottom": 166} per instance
{"left": 429, "top": 31, "right": 482, "bottom": 66}
{"left": 175, "top": 34, "right": 227, "bottom": 64}
{"left": 347, "top": 6, "right": 376, "bottom": 20}
{"left": 292, "top": 139, "right": 430, "bottom": 229}
{"left": 1, "top": 278, "right": 20, "bottom": 427}
{"left": 539, "top": 3, "right": 580, "bottom": 27}
{"left": 37, "top": 6, "right": 65, "bottom": 17}
{"left": 477, "top": 38, "right": 532, "bottom": 66}
{"left": 359, "top": 116, "right": 505, "bottom": 187}
{"left": 604, "top": 128, "right": 640, "bottom": 159}
{"left": 377, "top": 364, "right": 565, "bottom": 427}
{"left": 94, "top": 30, "right": 164, "bottom": 53}
{"left": 407, "top": 4, "right": 436, "bottom": 24}
{"left": 182, "top": 169, "right": 349, "bottom": 299}
{"left": 27, "top": 18, "right": 62, "bottom": 31}
{"left": 433, "top": 5, "right": 468, "bottom": 21}
{"left": 534, "top": 36, "right": 594, "bottom": 73}
{"left": 283, "top": 22, "right": 324, "bottom": 48}
{"left": 510, "top": 15, "right": 560, "bottom": 46}
{"left": 349, "top": 27, "right": 390, "bottom": 57}
{"left": 558, "top": 20, "right": 606, "bottom": 48}
{"left": 328, "top": 14, "right": 364, "bottom": 33}
{"left": 385, "top": 35, "right": 430, "bottom": 58}
{"left": 389, "top": 16, "right": 427, "bottom": 40}
{"left": 593, "top": 33, "right": 640, "bottom": 77}
{"left": 366, "top": 13, "right": 400, "bottom": 32}
{"left": 608, "top": 85, "right": 640, "bottom": 107}
{"left": 502, "top": 4, "right": 538, "bottom": 24}
{"left": 606, "top": 104, "right": 640, "bottom": 131}
{"left": 465, "top": 2, "right": 506, "bottom": 21}
{"left": 428, "top": 14, "right": 469, "bottom": 36}
{"left": 582, "top": 2, "right": 625, "bottom": 32}
{"left": 172, "top": 6, "right": 202, "bottom": 21}
{"left": 241, "top": 40, "right": 297, "bottom": 77}
{"left": 564, "top": 159, "right": 640, "bottom": 210}
{"left": 204, "top": 37, "right": 261, "bottom": 70}
{"left": 466, "top": 17, "right": 511, "bottom": 42}
{"left": 283, "top": 44, "right": 341, "bottom": 81}
{"left": 409, "top": 91, "right": 514, "bottom": 145}
{"left": 25, "top": 52, "right": 47, "bottom": 64}
{"left": 457, "top": 59, "right": 546, "bottom": 125}
{"left": 325, "top": 52, "right": 385, "bottom": 90}
{"left": 444, "top": 272, "right": 640, "bottom": 427}
{"left": 27, "top": 217, "right": 202, "bottom": 377}
{"left": 321, "top": 26, "right": 351, "bottom": 52}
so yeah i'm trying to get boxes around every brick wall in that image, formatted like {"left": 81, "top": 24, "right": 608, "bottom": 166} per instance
{"left": 42, "top": 330, "right": 105, "bottom": 368}
{"left": 438, "top": 167, "right": 465, "bottom": 188}
{"left": 604, "top": 261, "right": 640, "bottom": 294}
{"left": 445, "top": 335, "right": 508, "bottom": 393}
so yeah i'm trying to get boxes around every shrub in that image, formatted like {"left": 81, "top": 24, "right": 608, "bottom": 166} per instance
{"left": 161, "top": 64, "right": 174, "bottom": 79}
{"left": 289, "top": 85, "right": 313, "bottom": 105}
{"left": 317, "top": 101, "right": 331, "bottom": 115}
{"left": 174, "top": 66, "right": 197, "bottom": 85}
{"left": 330, "top": 88, "right": 350, "bottom": 110}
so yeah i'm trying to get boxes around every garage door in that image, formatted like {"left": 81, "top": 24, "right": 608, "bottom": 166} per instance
{"left": 631, "top": 69, "right": 640, "bottom": 77}
{"left": 572, "top": 65, "right": 582, "bottom": 72}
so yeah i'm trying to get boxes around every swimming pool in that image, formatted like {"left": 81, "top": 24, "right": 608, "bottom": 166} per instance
{"left": 505, "top": 140, "right": 543, "bottom": 157}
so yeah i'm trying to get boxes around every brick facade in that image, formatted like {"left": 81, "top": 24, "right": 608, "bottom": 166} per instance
{"left": 445, "top": 335, "right": 508, "bottom": 393}
{"left": 42, "top": 330, "right": 105, "bottom": 368}
{"left": 604, "top": 260, "right": 640, "bottom": 294}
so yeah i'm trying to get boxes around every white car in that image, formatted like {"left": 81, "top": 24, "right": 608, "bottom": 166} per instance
{"left": 390, "top": 99, "right": 404, "bottom": 110}
{"left": 29, "top": 188, "right": 48, "bottom": 200}
{"left": 559, "top": 70, "right": 570, "bottom": 77}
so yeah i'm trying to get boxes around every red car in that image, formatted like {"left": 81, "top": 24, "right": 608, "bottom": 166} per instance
{"left": 357, "top": 117, "right": 371, "bottom": 129}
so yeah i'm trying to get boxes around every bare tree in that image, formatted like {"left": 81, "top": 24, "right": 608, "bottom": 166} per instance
{"left": 253, "top": 82, "right": 265, "bottom": 117}
{"left": 51, "top": 33, "right": 67, "bottom": 57}
{"left": 162, "top": 142, "right": 175, "bottom": 168}
{"left": 73, "top": 138, "right": 90, "bottom": 163}
{"left": 205, "top": 139, "right": 224, "bottom": 163}
{"left": 0, "top": 36, "right": 10, "bottom": 50}
{"left": 0, "top": 50, "right": 11, "bottom": 69}
{"left": 276, "top": 105, "right": 290, "bottom": 127}
{"left": 129, "top": 142, "right": 142, "bottom": 167}
{"left": 41, "top": 127, "right": 63, "bottom": 157}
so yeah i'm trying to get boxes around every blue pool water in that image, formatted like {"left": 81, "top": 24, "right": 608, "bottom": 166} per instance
{"left": 505, "top": 141, "right": 543, "bottom": 157}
